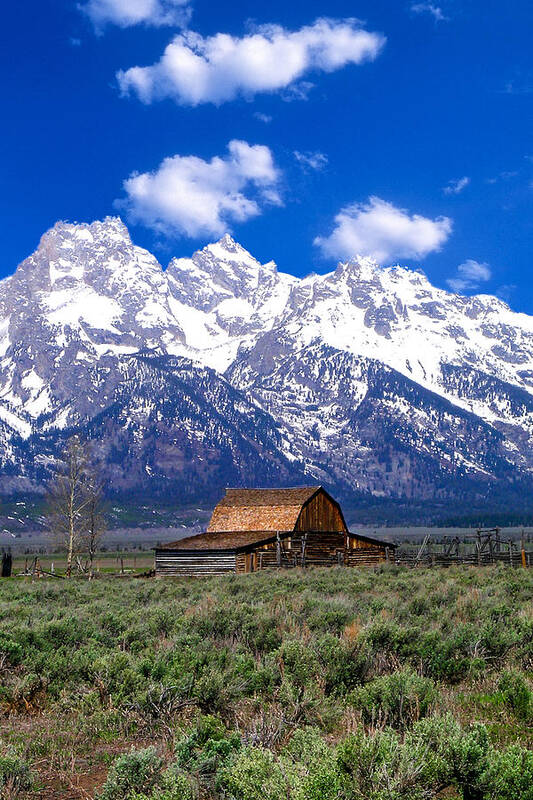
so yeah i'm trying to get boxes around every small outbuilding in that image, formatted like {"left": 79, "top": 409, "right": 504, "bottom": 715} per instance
{"left": 155, "top": 486, "right": 395, "bottom": 577}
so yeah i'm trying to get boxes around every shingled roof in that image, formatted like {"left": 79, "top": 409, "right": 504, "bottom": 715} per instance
{"left": 207, "top": 486, "right": 322, "bottom": 533}
{"left": 158, "top": 530, "right": 283, "bottom": 552}
{"left": 157, "top": 528, "right": 396, "bottom": 553}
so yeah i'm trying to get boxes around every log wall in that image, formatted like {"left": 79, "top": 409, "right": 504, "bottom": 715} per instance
{"left": 155, "top": 551, "right": 236, "bottom": 576}
{"left": 345, "top": 547, "right": 388, "bottom": 566}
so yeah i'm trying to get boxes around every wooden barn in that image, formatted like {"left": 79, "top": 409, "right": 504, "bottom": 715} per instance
{"left": 155, "top": 486, "right": 395, "bottom": 577}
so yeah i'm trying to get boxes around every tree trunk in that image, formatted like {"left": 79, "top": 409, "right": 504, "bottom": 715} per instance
{"left": 66, "top": 494, "right": 75, "bottom": 578}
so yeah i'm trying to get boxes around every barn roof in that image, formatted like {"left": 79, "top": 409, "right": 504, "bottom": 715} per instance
{"left": 156, "top": 528, "right": 396, "bottom": 553}
{"left": 157, "top": 530, "right": 283, "bottom": 552}
{"left": 207, "top": 486, "right": 322, "bottom": 533}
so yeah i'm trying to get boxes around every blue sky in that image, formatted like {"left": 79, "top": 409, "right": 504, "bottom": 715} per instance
{"left": 1, "top": 0, "right": 532, "bottom": 309}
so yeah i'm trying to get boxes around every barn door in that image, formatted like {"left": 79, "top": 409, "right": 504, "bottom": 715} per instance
{"left": 245, "top": 553, "right": 254, "bottom": 573}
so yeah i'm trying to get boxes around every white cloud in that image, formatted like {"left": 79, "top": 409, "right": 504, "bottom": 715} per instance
{"left": 118, "top": 140, "right": 282, "bottom": 238}
{"left": 281, "top": 81, "right": 315, "bottom": 102}
{"left": 253, "top": 112, "right": 273, "bottom": 124}
{"left": 117, "top": 18, "right": 386, "bottom": 106}
{"left": 81, "top": 0, "right": 191, "bottom": 31}
{"left": 411, "top": 3, "right": 448, "bottom": 21}
{"left": 486, "top": 170, "right": 519, "bottom": 184}
{"left": 294, "top": 151, "right": 328, "bottom": 171}
{"left": 314, "top": 197, "right": 452, "bottom": 263}
{"left": 443, "top": 176, "right": 470, "bottom": 195}
{"left": 447, "top": 259, "right": 492, "bottom": 293}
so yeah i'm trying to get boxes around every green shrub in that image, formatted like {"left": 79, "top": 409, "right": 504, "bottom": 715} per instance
{"left": 282, "top": 729, "right": 341, "bottom": 800}
{"left": 99, "top": 747, "right": 163, "bottom": 800}
{"left": 128, "top": 767, "right": 194, "bottom": 800}
{"left": 1, "top": 566, "right": 533, "bottom": 799}
{"left": 408, "top": 715, "right": 490, "bottom": 797}
{"left": 0, "top": 750, "right": 32, "bottom": 798}
{"left": 277, "top": 641, "right": 320, "bottom": 688}
{"left": 497, "top": 670, "right": 532, "bottom": 720}
{"left": 158, "top": 764, "right": 194, "bottom": 800}
{"left": 220, "top": 747, "right": 287, "bottom": 800}
{"left": 173, "top": 714, "right": 241, "bottom": 786}
{"left": 482, "top": 744, "right": 533, "bottom": 800}
{"left": 336, "top": 728, "right": 430, "bottom": 800}
{"left": 0, "top": 633, "right": 23, "bottom": 668}
{"left": 316, "top": 634, "right": 368, "bottom": 695}
{"left": 349, "top": 669, "right": 438, "bottom": 729}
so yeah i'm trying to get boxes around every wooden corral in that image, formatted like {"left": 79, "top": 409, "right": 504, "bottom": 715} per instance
{"left": 396, "top": 528, "right": 533, "bottom": 568}
{"left": 155, "top": 486, "right": 395, "bottom": 577}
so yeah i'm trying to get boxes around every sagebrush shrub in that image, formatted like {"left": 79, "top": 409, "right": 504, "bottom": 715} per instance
{"left": 482, "top": 744, "right": 533, "bottom": 800}
{"left": 0, "top": 750, "right": 32, "bottom": 799}
{"left": 349, "top": 669, "right": 438, "bottom": 729}
{"left": 98, "top": 747, "right": 163, "bottom": 800}
{"left": 497, "top": 670, "right": 532, "bottom": 719}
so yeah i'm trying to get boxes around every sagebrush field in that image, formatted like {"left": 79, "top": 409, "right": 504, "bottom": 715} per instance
{"left": 1, "top": 565, "right": 532, "bottom": 799}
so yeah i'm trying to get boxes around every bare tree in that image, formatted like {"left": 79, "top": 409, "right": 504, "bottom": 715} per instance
{"left": 82, "top": 478, "right": 106, "bottom": 580}
{"left": 46, "top": 436, "right": 105, "bottom": 578}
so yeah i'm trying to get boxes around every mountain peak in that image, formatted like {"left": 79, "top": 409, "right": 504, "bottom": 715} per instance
{"left": 32, "top": 217, "right": 133, "bottom": 263}
{"left": 1, "top": 216, "right": 533, "bottom": 508}
{"left": 218, "top": 233, "right": 238, "bottom": 249}
{"left": 203, "top": 235, "right": 258, "bottom": 265}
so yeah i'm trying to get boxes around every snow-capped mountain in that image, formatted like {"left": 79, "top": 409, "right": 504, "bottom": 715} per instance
{"left": 1, "top": 216, "right": 532, "bottom": 516}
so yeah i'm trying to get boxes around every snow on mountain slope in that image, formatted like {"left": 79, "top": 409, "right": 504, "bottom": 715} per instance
{"left": 273, "top": 257, "right": 533, "bottom": 405}
{"left": 166, "top": 234, "right": 297, "bottom": 370}
{"left": 0, "top": 219, "right": 295, "bottom": 434}
{"left": 0, "top": 216, "right": 532, "bottom": 506}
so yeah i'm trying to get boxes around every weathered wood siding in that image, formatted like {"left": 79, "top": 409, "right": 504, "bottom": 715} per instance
{"left": 235, "top": 553, "right": 248, "bottom": 574}
{"left": 250, "top": 533, "right": 345, "bottom": 569}
{"left": 155, "top": 551, "right": 236, "bottom": 576}
{"left": 295, "top": 491, "right": 346, "bottom": 532}
{"left": 345, "top": 547, "right": 387, "bottom": 566}
{"left": 349, "top": 536, "right": 384, "bottom": 550}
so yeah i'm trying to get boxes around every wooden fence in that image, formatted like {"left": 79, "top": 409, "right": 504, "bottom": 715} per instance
{"left": 395, "top": 550, "right": 533, "bottom": 567}
{"left": 395, "top": 528, "right": 532, "bottom": 568}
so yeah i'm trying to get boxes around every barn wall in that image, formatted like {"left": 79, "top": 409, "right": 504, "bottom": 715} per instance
{"left": 345, "top": 547, "right": 387, "bottom": 566}
{"left": 295, "top": 491, "right": 346, "bottom": 532}
{"left": 155, "top": 551, "right": 236, "bottom": 576}
{"left": 251, "top": 534, "right": 346, "bottom": 569}
{"left": 235, "top": 553, "right": 248, "bottom": 574}
{"left": 349, "top": 536, "right": 385, "bottom": 550}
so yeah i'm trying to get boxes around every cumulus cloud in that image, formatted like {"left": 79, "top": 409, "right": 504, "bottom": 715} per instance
{"left": 294, "top": 151, "right": 328, "bottom": 171}
{"left": 410, "top": 3, "right": 448, "bottom": 21}
{"left": 314, "top": 197, "right": 452, "bottom": 263}
{"left": 117, "top": 140, "right": 282, "bottom": 238}
{"left": 117, "top": 18, "right": 386, "bottom": 106}
{"left": 443, "top": 176, "right": 470, "bottom": 195}
{"left": 81, "top": 0, "right": 191, "bottom": 31}
{"left": 447, "top": 260, "right": 492, "bottom": 293}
